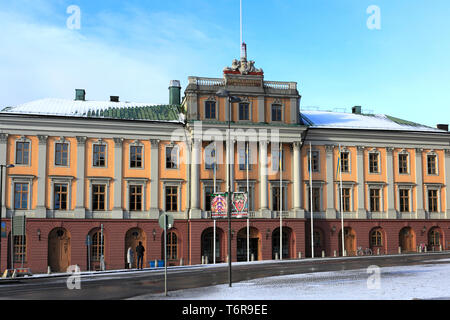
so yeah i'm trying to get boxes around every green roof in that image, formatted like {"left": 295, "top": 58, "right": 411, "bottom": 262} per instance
{"left": 83, "top": 104, "right": 182, "bottom": 122}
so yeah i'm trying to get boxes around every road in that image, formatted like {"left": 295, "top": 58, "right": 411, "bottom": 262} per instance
{"left": 0, "top": 252, "right": 449, "bottom": 300}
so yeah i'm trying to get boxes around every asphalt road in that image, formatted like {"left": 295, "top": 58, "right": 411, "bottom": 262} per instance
{"left": 1, "top": 252, "right": 449, "bottom": 300}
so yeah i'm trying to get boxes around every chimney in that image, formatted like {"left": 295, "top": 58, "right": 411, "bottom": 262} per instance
{"left": 75, "top": 89, "right": 86, "bottom": 101}
{"left": 437, "top": 124, "right": 449, "bottom": 131}
{"left": 110, "top": 96, "right": 119, "bottom": 102}
{"left": 352, "top": 106, "right": 362, "bottom": 114}
{"left": 169, "top": 80, "right": 181, "bottom": 105}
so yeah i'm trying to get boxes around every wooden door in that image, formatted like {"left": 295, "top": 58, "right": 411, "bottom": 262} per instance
{"left": 400, "top": 228, "right": 416, "bottom": 252}
{"left": 48, "top": 228, "right": 71, "bottom": 272}
{"left": 344, "top": 228, "right": 356, "bottom": 256}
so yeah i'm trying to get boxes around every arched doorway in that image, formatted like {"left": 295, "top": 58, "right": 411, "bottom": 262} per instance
{"left": 369, "top": 227, "right": 385, "bottom": 254}
{"left": 88, "top": 228, "right": 105, "bottom": 271}
{"left": 201, "top": 227, "right": 223, "bottom": 263}
{"left": 312, "top": 228, "right": 324, "bottom": 258}
{"left": 399, "top": 227, "right": 416, "bottom": 253}
{"left": 125, "top": 228, "right": 146, "bottom": 268}
{"left": 339, "top": 227, "right": 356, "bottom": 256}
{"left": 272, "top": 227, "right": 292, "bottom": 259}
{"left": 428, "top": 227, "right": 443, "bottom": 251}
{"left": 48, "top": 228, "right": 71, "bottom": 272}
{"left": 237, "top": 227, "right": 261, "bottom": 262}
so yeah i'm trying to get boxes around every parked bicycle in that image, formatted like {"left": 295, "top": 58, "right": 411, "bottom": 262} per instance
{"left": 356, "top": 246, "right": 372, "bottom": 256}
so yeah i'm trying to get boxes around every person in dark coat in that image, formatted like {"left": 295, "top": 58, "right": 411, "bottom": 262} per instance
{"left": 136, "top": 241, "right": 145, "bottom": 269}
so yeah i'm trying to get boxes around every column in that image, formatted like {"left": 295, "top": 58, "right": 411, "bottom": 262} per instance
{"left": 445, "top": 150, "right": 450, "bottom": 219}
{"left": 74, "top": 136, "right": 86, "bottom": 218}
{"left": 36, "top": 135, "right": 48, "bottom": 218}
{"left": 292, "top": 141, "right": 304, "bottom": 218}
{"left": 149, "top": 139, "right": 160, "bottom": 218}
{"left": 190, "top": 138, "right": 201, "bottom": 218}
{"left": 356, "top": 146, "right": 366, "bottom": 218}
{"left": 415, "top": 148, "right": 425, "bottom": 219}
{"left": 325, "top": 145, "right": 336, "bottom": 219}
{"left": 0, "top": 134, "right": 7, "bottom": 217}
{"left": 386, "top": 147, "right": 396, "bottom": 219}
{"left": 112, "top": 138, "right": 124, "bottom": 218}
{"left": 259, "top": 140, "right": 270, "bottom": 217}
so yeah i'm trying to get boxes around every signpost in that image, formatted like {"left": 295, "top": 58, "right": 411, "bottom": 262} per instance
{"left": 159, "top": 213, "right": 173, "bottom": 296}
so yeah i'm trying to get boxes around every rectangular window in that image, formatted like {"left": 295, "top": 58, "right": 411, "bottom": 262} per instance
{"left": 272, "top": 186, "right": 286, "bottom": 211}
{"left": 398, "top": 154, "right": 408, "bottom": 174}
{"left": 204, "top": 186, "right": 213, "bottom": 212}
{"left": 271, "top": 104, "right": 282, "bottom": 122}
{"left": 399, "top": 189, "right": 410, "bottom": 212}
{"left": 14, "top": 183, "right": 28, "bottom": 210}
{"left": 92, "top": 184, "right": 106, "bottom": 211}
{"left": 339, "top": 188, "right": 351, "bottom": 212}
{"left": 165, "top": 146, "right": 178, "bottom": 169}
{"left": 165, "top": 186, "right": 178, "bottom": 212}
{"left": 130, "top": 146, "right": 143, "bottom": 168}
{"left": 54, "top": 184, "right": 68, "bottom": 210}
{"left": 307, "top": 151, "right": 319, "bottom": 172}
{"left": 55, "top": 142, "right": 69, "bottom": 166}
{"left": 205, "top": 101, "right": 216, "bottom": 119}
{"left": 239, "top": 103, "right": 249, "bottom": 121}
{"left": 427, "top": 155, "right": 437, "bottom": 175}
{"left": 93, "top": 144, "right": 106, "bottom": 167}
{"left": 428, "top": 189, "right": 438, "bottom": 212}
{"left": 340, "top": 152, "right": 349, "bottom": 173}
{"left": 238, "top": 144, "right": 251, "bottom": 171}
{"left": 13, "top": 235, "right": 26, "bottom": 263}
{"left": 15, "top": 141, "right": 30, "bottom": 165}
{"left": 369, "top": 153, "right": 379, "bottom": 173}
{"left": 308, "top": 187, "right": 321, "bottom": 212}
{"left": 272, "top": 148, "right": 285, "bottom": 171}
{"left": 370, "top": 188, "right": 381, "bottom": 212}
{"left": 129, "top": 185, "right": 143, "bottom": 211}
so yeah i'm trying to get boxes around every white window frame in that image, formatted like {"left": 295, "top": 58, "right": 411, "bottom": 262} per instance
{"left": 397, "top": 149, "right": 410, "bottom": 175}
{"left": 88, "top": 177, "right": 112, "bottom": 212}
{"left": 54, "top": 137, "right": 70, "bottom": 168}
{"left": 49, "top": 176, "right": 74, "bottom": 211}
{"left": 92, "top": 139, "right": 108, "bottom": 168}
{"left": 14, "top": 136, "right": 31, "bottom": 166}
{"left": 425, "top": 184, "right": 442, "bottom": 213}
{"left": 165, "top": 144, "right": 180, "bottom": 170}
{"left": 10, "top": 175, "right": 34, "bottom": 211}
{"left": 397, "top": 184, "right": 414, "bottom": 213}
{"left": 126, "top": 178, "right": 148, "bottom": 212}
{"left": 162, "top": 180, "right": 182, "bottom": 213}
{"left": 368, "top": 148, "right": 381, "bottom": 174}
{"left": 305, "top": 181, "right": 324, "bottom": 213}
{"left": 426, "top": 151, "right": 439, "bottom": 176}
{"left": 129, "top": 140, "right": 145, "bottom": 170}
{"left": 339, "top": 147, "right": 351, "bottom": 174}
{"left": 366, "top": 183, "right": 385, "bottom": 213}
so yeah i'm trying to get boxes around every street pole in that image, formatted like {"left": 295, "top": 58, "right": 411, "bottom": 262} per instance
{"left": 164, "top": 214, "right": 167, "bottom": 296}
{"left": 227, "top": 95, "right": 232, "bottom": 287}
{"left": 0, "top": 164, "right": 14, "bottom": 273}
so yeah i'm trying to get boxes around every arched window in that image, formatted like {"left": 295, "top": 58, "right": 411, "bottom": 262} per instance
{"left": 167, "top": 232, "right": 178, "bottom": 260}
{"left": 91, "top": 230, "right": 104, "bottom": 262}
{"left": 429, "top": 228, "right": 441, "bottom": 246}
{"left": 370, "top": 229, "right": 383, "bottom": 247}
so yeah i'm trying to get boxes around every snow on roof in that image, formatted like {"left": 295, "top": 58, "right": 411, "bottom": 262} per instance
{"left": 1, "top": 98, "right": 184, "bottom": 123}
{"left": 301, "top": 110, "right": 443, "bottom": 132}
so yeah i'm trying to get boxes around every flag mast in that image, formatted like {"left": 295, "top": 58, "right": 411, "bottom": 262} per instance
{"left": 310, "top": 142, "right": 314, "bottom": 258}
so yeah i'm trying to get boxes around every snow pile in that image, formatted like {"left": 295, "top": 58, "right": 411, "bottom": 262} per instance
{"left": 132, "top": 261, "right": 450, "bottom": 300}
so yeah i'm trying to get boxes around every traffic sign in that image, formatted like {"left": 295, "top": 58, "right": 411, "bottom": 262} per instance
{"left": 159, "top": 213, "right": 174, "bottom": 229}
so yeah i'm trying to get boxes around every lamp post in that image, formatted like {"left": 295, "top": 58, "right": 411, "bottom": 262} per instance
{"left": 0, "top": 164, "right": 14, "bottom": 272}
{"left": 216, "top": 88, "right": 241, "bottom": 287}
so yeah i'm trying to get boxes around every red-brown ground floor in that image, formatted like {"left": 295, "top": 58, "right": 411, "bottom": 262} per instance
{"left": 0, "top": 218, "right": 448, "bottom": 273}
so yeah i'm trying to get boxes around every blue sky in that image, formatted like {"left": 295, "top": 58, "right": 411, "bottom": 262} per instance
{"left": 0, "top": 0, "right": 449, "bottom": 127}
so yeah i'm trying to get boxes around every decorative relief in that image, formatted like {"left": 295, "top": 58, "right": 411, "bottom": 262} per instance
{"left": 0, "top": 133, "right": 8, "bottom": 143}
{"left": 76, "top": 136, "right": 87, "bottom": 145}
{"left": 223, "top": 58, "right": 263, "bottom": 75}
{"left": 37, "top": 135, "right": 48, "bottom": 145}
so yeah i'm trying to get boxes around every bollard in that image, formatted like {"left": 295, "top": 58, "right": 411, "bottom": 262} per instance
{"left": 333, "top": 250, "right": 337, "bottom": 257}
{"left": 377, "top": 248, "right": 380, "bottom": 256}
{"left": 298, "top": 252, "right": 302, "bottom": 259}
{"left": 275, "top": 252, "right": 279, "bottom": 260}
{"left": 47, "top": 266, "right": 51, "bottom": 274}
{"left": 205, "top": 256, "right": 209, "bottom": 264}
{"left": 201, "top": 256, "right": 205, "bottom": 264}
{"left": 154, "top": 259, "right": 158, "bottom": 268}
{"left": 440, "top": 244, "right": 443, "bottom": 252}
{"left": 432, "top": 246, "right": 435, "bottom": 252}
{"left": 344, "top": 249, "right": 347, "bottom": 257}
{"left": 180, "top": 258, "right": 183, "bottom": 266}
{"left": 322, "top": 250, "right": 325, "bottom": 258}
{"left": 251, "top": 253, "right": 255, "bottom": 261}
{"left": 398, "top": 247, "right": 402, "bottom": 254}
{"left": 424, "top": 246, "right": 427, "bottom": 253}
{"left": 226, "top": 255, "right": 229, "bottom": 263}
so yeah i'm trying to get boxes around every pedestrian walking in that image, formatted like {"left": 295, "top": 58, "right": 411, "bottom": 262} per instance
{"left": 126, "top": 246, "right": 134, "bottom": 269}
{"left": 136, "top": 241, "right": 145, "bottom": 270}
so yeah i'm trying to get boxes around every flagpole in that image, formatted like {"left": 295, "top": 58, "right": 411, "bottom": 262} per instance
{"left": 338, "top": 144, "right": 345, "bottom": 256}
{"left": 213, "top": 144, "right": 216, "bottom": 264}
{"left": 246, "top": 142, "right": 250, "bottom": 262}
{"left": 310, "top": 142, "right": 314, "bottom": 258}
{"left": 280, "top": 142, "right": 283, "bottom": 261}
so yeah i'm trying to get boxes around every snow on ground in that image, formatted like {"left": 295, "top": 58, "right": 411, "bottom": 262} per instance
{"left": 131, "top": 262, "right": 450, "bottom": 300}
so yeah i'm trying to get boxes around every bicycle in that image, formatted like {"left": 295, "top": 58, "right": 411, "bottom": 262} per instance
{"left": 356, "top": 247, "right": 372, "bottom": 256}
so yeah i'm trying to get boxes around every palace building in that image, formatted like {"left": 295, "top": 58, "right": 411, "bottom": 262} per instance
{"left": 1, "top": 49, "right": 449, "bottom": 273}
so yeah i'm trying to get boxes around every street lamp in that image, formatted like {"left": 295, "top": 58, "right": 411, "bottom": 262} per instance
{"left": 0, "top": 164, "right": 15, "bottom": 272}
{"left": 216, "top": 88, "right": 241, "bottom": 287}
